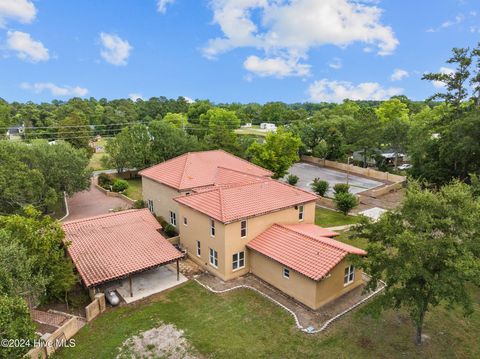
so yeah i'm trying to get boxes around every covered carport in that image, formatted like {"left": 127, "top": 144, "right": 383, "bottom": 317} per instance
{"left": 63, "top": 209, "right": 186, "bottom": 303}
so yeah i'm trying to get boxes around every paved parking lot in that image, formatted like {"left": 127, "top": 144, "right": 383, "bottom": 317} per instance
{"left": 64, "top": 178, "right": 131, "bottom": 221}
{"left": 287, "top": 162, "right": 383, "bottom": 197}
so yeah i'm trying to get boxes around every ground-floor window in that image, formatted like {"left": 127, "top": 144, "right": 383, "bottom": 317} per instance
{"left": 147, "top": 199, "right": 154, "bottom": 213}
{"left": 232, "top": 251, "right": 245, "bottom": 270}
{"left": 196, "top": 241, "right": 201, "bottom": 257}
{"left": 209, "top": 248, "right": 218, "bottom": 268}
{"left": 170, "top": 211, "right": 177, "bottom": 226}
{"left": 344, "top": 265, "right": 355, "bottom": 285}
{"left": 283, "top": 267, "right": 290, "bottom": 279}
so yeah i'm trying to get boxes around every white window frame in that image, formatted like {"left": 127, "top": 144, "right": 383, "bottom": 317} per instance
{"left": 209, "top": 248, "right": 218, "bottom": 268}
{"left": 283, "top": 267, "right": 290, "bottom": 279}
{"left": 232, "top": 251, "right": 245, "bottom": 271}
{"left": 147, "top": 199, "right": 154, "bottom": 213}
{"left": 183, "top": 217, "right": 188, "bottom": 226}
{"left": 169, "top": 211, "right": 177, "bottom": 227}
{"left": 210, "top": 219, "right": 216, "bottom": 237}
{"left": 298, "top": 205, "right": 304, "bottom": 221}
{"left": 196, "top": 240, "right": 201, "bottom": 257}
{"left": 240, "top": 220, "right": 247, "bottom": 238}
{"left": 344, "top": 265, "right": 355, "bottom": 286}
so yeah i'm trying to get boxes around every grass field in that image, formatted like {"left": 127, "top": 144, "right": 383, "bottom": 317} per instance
{"left": 123, "top": 178, "right": 142, "bottom": 201}
{"left": 315, "top": 207, "right": 361, "bottom": 227}
{"left": 88, "top": 139, "right": 109, "bottom": 171}
{"left": 54, "top": 280, "right": 480, "bottom": 359}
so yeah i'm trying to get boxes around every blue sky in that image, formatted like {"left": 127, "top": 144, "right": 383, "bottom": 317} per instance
{"left": 0, "top": 0, "right": 479, "bottom": 104}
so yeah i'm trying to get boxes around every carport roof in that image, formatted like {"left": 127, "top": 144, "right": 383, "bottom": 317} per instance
{"left": 63, "top": 209, "right": 182, "bottom": 287}
{"left": 247, "top": 224, "right": 366, "bottom": 281}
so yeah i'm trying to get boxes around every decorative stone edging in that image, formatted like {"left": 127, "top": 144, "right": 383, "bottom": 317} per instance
{"left": 193, "top": 275, "right": 385, "bottom": 334}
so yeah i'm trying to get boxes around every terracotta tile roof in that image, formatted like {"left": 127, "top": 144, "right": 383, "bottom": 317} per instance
{"left": 139, "top": 150, "right": 272, "bottom": 190}
{"left": 247, "top": 224, "right": 366, "bottom": 281}
{"left": 62, "top": 209, "right": 182, "bottom": 287}
{"left": 280, "top": 223, "right": 339, "bottom": 238}
{"left": 175, "top": 179, "right": 317, "bottom": 223}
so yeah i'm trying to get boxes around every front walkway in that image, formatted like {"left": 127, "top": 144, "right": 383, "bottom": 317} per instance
{"left": 64, "top": 177, "right": 131, "bottom": 221}
{"left": 195, "top": 273, "right": 384, "bottom": 333}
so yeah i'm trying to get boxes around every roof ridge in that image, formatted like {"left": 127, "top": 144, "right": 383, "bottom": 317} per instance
{"left": 274, "top": 223, "right": 360, "bottom": 254}
{"left": 138, "top": 152, "right": 190, "bottom": 176}
{"left": 62, "top": 208, "right": 147, "bottom": 226}
{"left": 215, "top": 149, "right": 273, "bottom": 176}
{"left": 216, "top": 166, "right": 266, "bottom": 178}
{"left": 178, "top": 152, "right": 191, "bottom": 188}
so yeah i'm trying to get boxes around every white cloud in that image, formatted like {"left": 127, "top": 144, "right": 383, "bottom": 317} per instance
{"left": 6, "top": 31, "right": 49, "bottom": 62}
{"left": 183, "top": 96, "right": 195, "bottom": 103}
{"left": 243, "top": 55, "right": 310, "bottom": 77}
{"left": 99, "top": 32, "right": 132, "bottom": 66}
{"left": 204, "top": 0, "right": 398, "bottom": 77}
{"left": 157, "top": 0, "right": 176, "bottom": 13}
{"left": 390, "top": 68, "right": 409, "bottom": 81}
{"left": 129, "top": 93, "right": 144, "bottom": 101}
{"left": 432, "top": 67, "right": 455, "bottom": 88}
{"left": 20, "top": 82, "right": 88, "bottom": 97}
{"left": 328, "top": 57, "right": 342, "bottom": 70}
{"left": 308, "top": 79, "right": 403, "bottom": 102}
{"left": 0, "top": 0, "right": 36, "bottom": 27}
{"left": 427, "top": 12, "right": 477, "bottom": 32}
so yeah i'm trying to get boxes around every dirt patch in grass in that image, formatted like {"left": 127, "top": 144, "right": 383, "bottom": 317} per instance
{"left": 116, "top": 323, "right": 199, "bottom": 359}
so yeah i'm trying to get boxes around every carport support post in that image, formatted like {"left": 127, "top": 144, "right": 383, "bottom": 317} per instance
{"left": 129, "top": 276, "right": 133, "bottom": 297}
{"left": 176, "top": 259, "right": 180, "bottom": 281}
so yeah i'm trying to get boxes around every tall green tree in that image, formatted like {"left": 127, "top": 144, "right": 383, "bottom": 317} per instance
{"left": 0, "top": 295, "right": 36, "bottom": 359}
{"left": 353, "top": 181, "right": 480, "bottom": 345}
{"left": 163, "top": 112, "right": 188, "bottom": 129}
{"left": 200, "top": 108, "right": 241, "bottom": 153}
{"left": 247, "top": 128, "right": 301, "bottom": 178}
{"left": 57, "top": 111, "right": 92, "bottom": 150}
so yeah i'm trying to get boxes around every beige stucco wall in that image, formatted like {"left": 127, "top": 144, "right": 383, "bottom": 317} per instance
{"left": 314, "top": 258, "right": 363, "bottom": 308}
{"left": 250, "top": 252, "right": 363, "bottom": 310}
{"left": 141, "top": 177, "right": 187, "bottom": 233}
{"left": 177, "top": 201, "right": 316, "bottom": 281}
{"left": 249, "top": 251, "right": 318, "bottom": 308}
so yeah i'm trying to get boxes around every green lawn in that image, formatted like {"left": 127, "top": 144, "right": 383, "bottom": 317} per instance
{"left": 123, "top": 178, "right": 142, "bottom": 201}
{"left": 315, "top": 207, "right": 361, "bottom": 227}
{"left": 54, "top": 281, "right": 480, "bottom": 359}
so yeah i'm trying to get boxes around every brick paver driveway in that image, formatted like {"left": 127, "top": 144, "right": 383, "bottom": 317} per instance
{"left": 64, "top": 178, "right": 132, "bottom": 221}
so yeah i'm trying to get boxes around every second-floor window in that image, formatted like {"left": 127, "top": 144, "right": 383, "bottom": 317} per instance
{"left": 298, "top": 205, "right": 304, "bottom": 221}
{"left": 147, "top": 200, "right": 154, "bottom": 213}
{"left": 283, "top": 267, "right": 290, "bottom": 279}
{"left": 210, "top": 219, "right": 216, "bottom": 237}
{"left": 170, "top": 211, "right": 177, "bottom": 226}
{"left": 240, "top": 220, "right": 247, "bottom": 238}
{"left": 183, "top": 217, "right": 188, "bottom": 226}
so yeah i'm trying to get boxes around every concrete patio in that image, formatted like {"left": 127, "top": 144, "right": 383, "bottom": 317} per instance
{"left": 114, "top": 266, "right": 188, "bottom": 304}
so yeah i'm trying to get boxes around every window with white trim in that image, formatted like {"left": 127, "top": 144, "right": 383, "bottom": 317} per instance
{"left": 196, "top": 241, "right": 201, "bottom": 257}
{"left": 283, "top": 267, "right": 290, "bottom": 279}
{"left": 183, "top": 217, "right": 188, "bottom": 226}
{"left": 210, "top": 219, "right": 215, "bottom": 237}
{"left": 240, "top": 220, "right": 247, "bottom": 238}
{"left": 298, "top": 205, "right": 304, "bottom": 221}
{"left": 344, "top": 265, "right": 355, "bottom": 285}
{"left": 147, "top": 200, "right": 154, "bottom": 213}
{"left": 169, "top": 211, "right": 177, "bottom": 226}
{"left": 209, "top": 248, "right": 218, "bottom": 268}
{"left": 232, "top": 251, "right": 245, "bottom": 270}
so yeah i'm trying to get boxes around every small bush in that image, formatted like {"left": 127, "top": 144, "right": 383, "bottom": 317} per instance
{"left": 156, "top": 216, "right": 168, "bottom": 228}
{"left": 98, "top": 173, "right": 113, "bottom": 188}
{"left": 132, "top": 200, "right": 146, "bottom": 209}
{"left": 286, "top": 174, "right": 299, "bottom": 186}
{"left": 333, "top": 183, "right": 350, "bottom": 194}
{"left": 334, "top": 192, "right": 358, "bottom": 215}
{"left": 112, "top": 179, "right": 129, "bottom": 192}
{"left": 311, "top": 178, "right": 329, "bottom": 196}
{"left": 163, "top": 223, "right": 177, "bottom": 237}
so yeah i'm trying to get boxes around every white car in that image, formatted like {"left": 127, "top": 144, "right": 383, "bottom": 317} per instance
{"left": 398, "top": 163, "right": 412, "bottom": 170}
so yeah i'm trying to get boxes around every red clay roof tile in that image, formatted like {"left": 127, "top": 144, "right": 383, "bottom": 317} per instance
{"left": 247, "top": 223, "right": 366, "bottom": 281}
{"left": 62, "top": 209, "right": 182, "bottom": 287}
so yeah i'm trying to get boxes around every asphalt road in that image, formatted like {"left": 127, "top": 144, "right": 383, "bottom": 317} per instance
{"left": 287, "top": 162, "right": 383, "bottom": 197}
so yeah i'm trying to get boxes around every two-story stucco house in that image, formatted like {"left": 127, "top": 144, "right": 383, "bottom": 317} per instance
{"left": 138, "top": 150, "right": 272, "bottom": 232}
{"left": 140, "top": 150, "right": 366, "bottom": 310}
